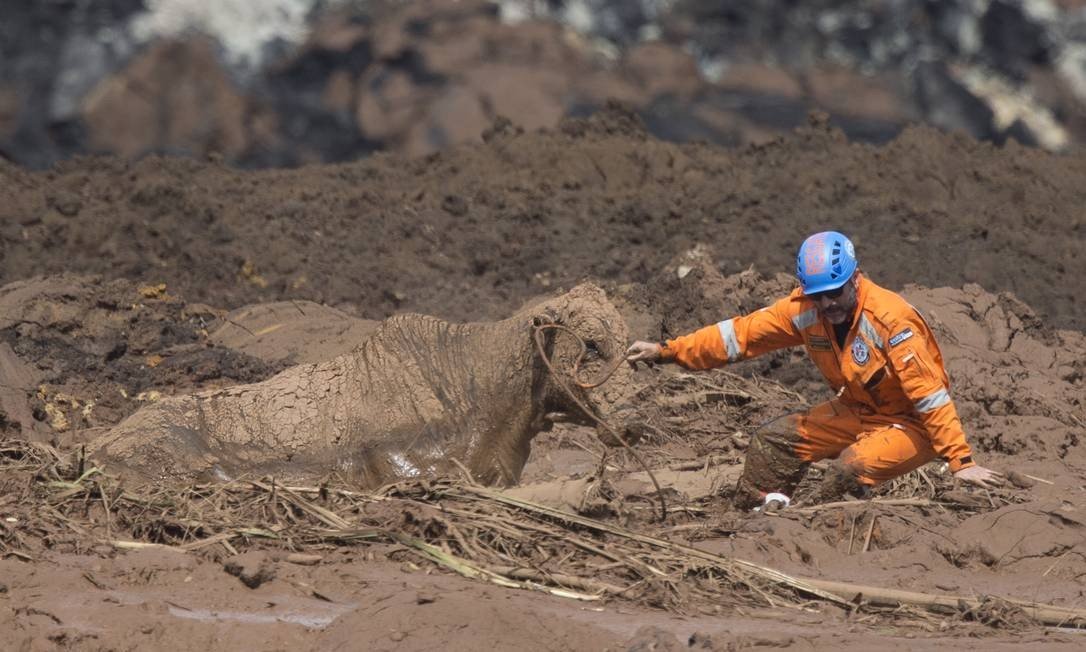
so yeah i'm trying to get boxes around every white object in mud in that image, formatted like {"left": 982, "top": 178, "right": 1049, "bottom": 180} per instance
{"left": 753, "top": 492, "right": 791, "bottom": 512}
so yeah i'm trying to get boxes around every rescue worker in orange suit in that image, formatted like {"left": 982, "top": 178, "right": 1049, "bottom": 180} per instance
{"left": 625, "top": 231, "right": 1003, "bottom": 509}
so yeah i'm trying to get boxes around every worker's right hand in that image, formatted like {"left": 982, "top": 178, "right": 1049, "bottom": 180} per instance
{"left": 953, "top": 464, "right": 1004, "bottom": 489}
{"left": 625, "top": 340, "right": 663, "bottom": 366}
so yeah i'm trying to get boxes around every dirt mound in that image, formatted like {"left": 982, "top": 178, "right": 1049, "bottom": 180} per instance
{"left": 3, "top": 114, "right": 1085, "bottom": 332}
{"left": 208, "top": 301, "right": 378, "bottom": 366}
{"left": 900, "top": 284, "right": 1086, "bottom": 469}
{"left": 0, "top": 275, "right": 280, "bottom": 442}
{"left": 947, "top": 501, "right": 1086, "bottom": 587}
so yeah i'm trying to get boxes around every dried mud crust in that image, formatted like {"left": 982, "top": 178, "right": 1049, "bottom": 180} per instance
{"left": 1, "top": 108, "right": 1084, "bottom": 330}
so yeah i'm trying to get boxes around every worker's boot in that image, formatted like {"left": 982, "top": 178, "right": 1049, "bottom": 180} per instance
{"left": 732, "top": 415, "right": 809, "bottom": 511}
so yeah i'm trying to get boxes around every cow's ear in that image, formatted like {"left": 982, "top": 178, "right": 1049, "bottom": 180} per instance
{"left": 531, "top": 309, "right": 559, "bottom": 328}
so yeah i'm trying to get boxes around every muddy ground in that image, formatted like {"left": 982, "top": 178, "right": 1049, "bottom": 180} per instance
{"left": 1, "top": 109, "right": 1085, "bottom": 650}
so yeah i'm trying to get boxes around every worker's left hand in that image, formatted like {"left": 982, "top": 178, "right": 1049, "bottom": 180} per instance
{"left": 953, "top": 465, "right": 1005, "bottom": 489}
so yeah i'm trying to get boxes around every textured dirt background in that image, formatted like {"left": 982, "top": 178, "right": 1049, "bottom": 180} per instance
{"left": 1, "top": 109, "right": 1085, "bottom": 650}
{"left": 1, "top": 108, "right": 1084, "bottom": 332}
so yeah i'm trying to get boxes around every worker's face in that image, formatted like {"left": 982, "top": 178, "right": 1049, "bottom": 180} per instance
{"left": 809, "top": 275, "right": 858, "bottom": 325}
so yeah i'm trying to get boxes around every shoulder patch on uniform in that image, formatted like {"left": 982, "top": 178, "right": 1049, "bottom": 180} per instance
{"left": 889, "top": 328, "right": 914, "bottom": 347}
{"left": 808, "top": 335, "right": 832, "bottom": 352}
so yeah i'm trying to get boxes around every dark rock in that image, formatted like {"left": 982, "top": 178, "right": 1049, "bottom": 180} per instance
{"left": 48, "top": 190, "right": 82, "bottom": 217}
{"left": 913, "top": 61, "right": 996, "bottom": 142}
{"left": 223, "top": 551, "right": 277, "bottom": 589}
{"left": 80, "top": 37, "right": 254, "bottom": 161}
{"left": 624, "top": 625, "right": 684, "bottom": 652}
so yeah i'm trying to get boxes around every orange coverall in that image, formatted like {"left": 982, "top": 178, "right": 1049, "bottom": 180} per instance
{"left": 659, "top": 274, "right": 975, "bottom": 506}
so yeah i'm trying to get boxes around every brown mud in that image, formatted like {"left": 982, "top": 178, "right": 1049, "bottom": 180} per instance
{"left": 1, "top": 111, "right": 1085, "bottom": 650}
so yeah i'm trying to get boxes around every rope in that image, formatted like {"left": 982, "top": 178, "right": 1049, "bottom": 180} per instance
{"left": 533, "top": 324, "right": 667, "bottom": 521}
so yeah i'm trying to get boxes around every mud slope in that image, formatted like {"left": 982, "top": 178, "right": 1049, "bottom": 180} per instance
{"left": 1, "top": 265, "right": 1084, "bottom": 651}
{"left": 1, "top": 108, "right": 1084, "bottom": 330}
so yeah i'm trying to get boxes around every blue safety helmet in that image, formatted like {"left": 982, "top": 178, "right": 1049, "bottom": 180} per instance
{"left": 795, "top": 231, "right": 857, "bottom": 294}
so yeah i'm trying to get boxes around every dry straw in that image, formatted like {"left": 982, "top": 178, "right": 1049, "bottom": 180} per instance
{"left": 1, "top": 439, "right": 1083, "bottom": 629}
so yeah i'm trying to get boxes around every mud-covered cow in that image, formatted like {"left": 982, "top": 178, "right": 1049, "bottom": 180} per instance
{"left": 90, "top": 283, "right": 635, "bottom": 487}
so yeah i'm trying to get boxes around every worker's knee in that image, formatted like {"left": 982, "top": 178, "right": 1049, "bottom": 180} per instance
{"left": 815, "top": 457, "right": 869, "bottom": 502}
{"left": 824, "top": 457, "right": 861, "bottom": 483}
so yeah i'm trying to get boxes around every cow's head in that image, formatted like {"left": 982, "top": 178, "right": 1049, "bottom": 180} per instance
{"left": 528, "top": 283, "right": 637, "bottom": 439}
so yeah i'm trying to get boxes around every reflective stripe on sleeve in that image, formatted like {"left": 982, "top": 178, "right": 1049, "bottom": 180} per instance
{"left": 717, "top": 319, "right": 741, "bottom": 362}
{"left": 914, "top": 388, "right": 951, "bottom": 413}
{"left": 791, "top": 309, "right": 817, "bottom": 331}
{"left": 859, "top": 314, "right": 884, "bottom": 349}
